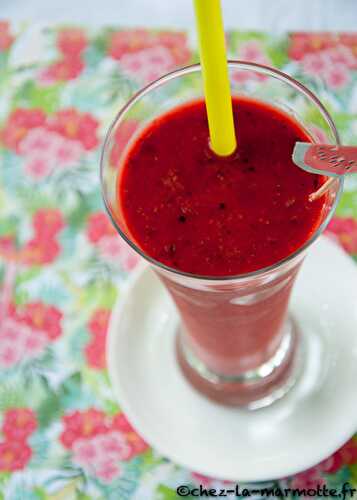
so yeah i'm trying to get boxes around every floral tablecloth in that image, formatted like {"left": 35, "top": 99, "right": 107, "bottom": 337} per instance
{"left": 0, "top": 21, "right": 357, "bottom": 499}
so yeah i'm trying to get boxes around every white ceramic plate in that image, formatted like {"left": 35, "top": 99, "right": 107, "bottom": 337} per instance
{"left": 107, "top": 236, "right": 357, "bottom": 481}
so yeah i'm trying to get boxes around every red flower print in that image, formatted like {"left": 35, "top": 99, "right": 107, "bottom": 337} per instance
{"left": 2, "top": 408, "right": 37, "bottom": 441}
{"left": 108, "top": 29, "right": 156, "bottom": 60}
{"left": 111, "top": 413, "right": 133, "bottom": 433}
{"left": 0, "top": 441, "right": 32, "bottom": 471}
{"left": 288, "top": 33, "right": 357, "bottom": 68}
{"left": 20, "top": 237, "right": 61, "bottom": 265}
{"left": 191, "top": 472, "right": 215, "bottom": 487}
{"left": 85, "top": 309, "right": 110, "bottom": 370}
{"left": 109, "top": 120, "right": 139, "bottom": 168}
{"left": 57, "top": 28, "right": 87, "bottom": 58}
{"left": 0, "top": 236, "right": 16, "bottom": 261}
{"left": 112, "top": 413, "right": 149, "bottom": 458}
{"left": 288, "top": 33, "right": 335, "bottom": 61}
{"left": 0, "top": 21, "right": 14, "bottom": 52}
{"left": 326, "top": 217, "right": 357, "bottom": 254}
{"left": 319, "top": 438, "right": 357, "bottom": 473}
{"left": 86, "top": 212, "right": 116, "bottom": 244}
{"left": 60, "top": 409, "right": 109, "bottom": 449}
{"left": 108, "top": 29, "right": 191, "bottom": 67}
{"left": 156, "top": 31, "right": 192, "bottom": 65}
{"left": 32, "top": 208, "right": 65, "bottom": 239}
{"left": 84, "top": 339, "right": 106, "bottom": 370}
{"left": 0, "top": 209, "right": 63, "bottom": 267}
{"left": 39, "top": 57, "right": 84, "bottom": 84}
{"left": 20, "top": 302, "right": 63, "bottom": 341}
{"left": 290, "top": 467, "right": 326, "bottom": 491}
{"left": 1, "top": 108, "right": 46, "bottom": 152}
{"left": 49, "top": 108, "right": 99, "bottom": 151}
{"left": 88, "top": 309, "right": 110, "bottom": 337}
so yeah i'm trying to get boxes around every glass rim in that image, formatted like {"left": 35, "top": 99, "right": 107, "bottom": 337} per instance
{"left": 100, "top": 60, "right": 343, "bottom": 283}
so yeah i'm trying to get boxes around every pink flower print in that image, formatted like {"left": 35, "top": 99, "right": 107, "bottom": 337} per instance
{"left": 23, "top": 329, "right": 48, "bottom": 357}
{"left": 301, "top": 52, "right": 329, "bottom": 77}
{"left": 0, "top": 319, "right": 26, "bottom": 367}
{"left": 95, "top": 460, "right": 121, "bottom": 483}
{"left": 0, "top": 338, "right": 23, "bottom": 368}
{"left": 120, "top": 247, "right": 140, "bottom": 272}
{"left": 97, "top": 235, "right": 122, "bottom": 262}
{"left": 19, "top": 127, "right": 57, "bottom": 154}
{"left": 239, "top": 40, "right": 270, "bottom": 66}
{"left": 0, "top": 318, "right": 23, "bottom": 342}
{"left": 324, "top": 63, "right": 351, "bottom": 90}
{"left": 95, "top": 431, "right": 131, "bottom": 461}
{"left": 19, "top": 126, "right": 83, "bottom": 174}
{"left": 327, "top": 46, "right": 356, "bottom": 68}
{"left": 0, "top": 319, "right": 48, "bottom": 366}
{"left": 72, "top": 433, "right": 126, "bottom": 483}
{"left": 24, "top": 152, "right": 55, "bottom": 180}
{"left": 72, "top": 438, "right": 99, "bottom": 467}
{"left": 98, "top": 235, "right": 140, "bottom": 270}
{"left": 53, "top": 137, "right": 83, "bottom": 168}
{"left": 233, "top": 41, "right": 271, "bottom": 84}
{"left": 119, "top": 46, "right": 175, "bottom": 83}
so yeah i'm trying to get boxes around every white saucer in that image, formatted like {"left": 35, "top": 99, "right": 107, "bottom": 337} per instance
{"left": 107, "top": 236, "right": 357, "bottom": 481}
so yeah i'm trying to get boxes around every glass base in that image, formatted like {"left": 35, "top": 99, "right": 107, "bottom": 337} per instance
{"left": 176, "top": 317, "right": 303, "bottom": 409}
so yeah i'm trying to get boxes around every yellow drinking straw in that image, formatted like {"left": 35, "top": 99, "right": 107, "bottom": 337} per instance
{"left": 193, "top": 0, "right": 237, "bottom": 156}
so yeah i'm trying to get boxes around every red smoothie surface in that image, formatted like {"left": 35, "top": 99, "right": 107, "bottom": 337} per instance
{"left": 118, "top": 97, "right": 324, "bottom": 277}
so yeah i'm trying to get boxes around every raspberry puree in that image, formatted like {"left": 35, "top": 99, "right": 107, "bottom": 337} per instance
{"left": 118, "top": 97, "right": 324, "bottom": 276}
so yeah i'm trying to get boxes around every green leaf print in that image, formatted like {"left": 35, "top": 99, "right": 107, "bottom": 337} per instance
{"left": 0, "top": 383, "right": 27, "bottom": 411}
{"left": 13, "top": 80, "right": 61, "bottom": 114}
{"left": 156, "top": 484, "right": 181, "bottom": 499}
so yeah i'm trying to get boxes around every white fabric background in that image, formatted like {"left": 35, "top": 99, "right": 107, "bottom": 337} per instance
{"left": 2, "top": 0, "right": 357, "bottom": 31}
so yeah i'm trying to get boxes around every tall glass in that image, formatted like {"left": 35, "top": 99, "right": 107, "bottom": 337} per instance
{"left": 101, "top": 62, "right": 342, "bottom": 409}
